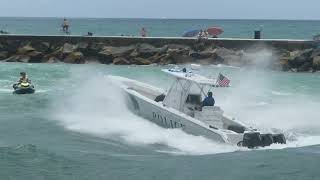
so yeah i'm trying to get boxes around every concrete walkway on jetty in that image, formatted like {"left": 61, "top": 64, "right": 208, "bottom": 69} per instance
{"left": 0, "top": 34, "right": 314, "bottom": 51}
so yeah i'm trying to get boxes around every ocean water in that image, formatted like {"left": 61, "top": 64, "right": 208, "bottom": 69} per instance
{"left": 1, "top": 17, "right": 320, "bottom": 39}
{"left": 0, "top": 60, "right": 320, "bottom": 179}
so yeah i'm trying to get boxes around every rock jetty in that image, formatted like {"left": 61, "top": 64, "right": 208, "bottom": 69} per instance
{"left": 0, "top": 36, "right": 318, "bottom": 72}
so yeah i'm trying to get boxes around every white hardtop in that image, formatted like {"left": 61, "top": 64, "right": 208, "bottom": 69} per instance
{"left": 162, "top": 69, "right": 217, "bottom": 86}
{"left": 162, "top": 68, "right": 225, "bottom": 112}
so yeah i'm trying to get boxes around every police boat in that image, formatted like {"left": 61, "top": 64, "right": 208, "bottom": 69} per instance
{"left": 109, "top": 69, "right": 286, "bottom": 148}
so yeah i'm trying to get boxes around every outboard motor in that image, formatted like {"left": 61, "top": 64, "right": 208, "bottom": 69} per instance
{"left": 240, "top": 132, "right": 287, "bottom": 148}
{"left": 272, "top": 134, "right": 286, "bottom": 144}
{"left": 260, "top": 134, "right": 274, "bottom": 147}
{"left": 242, "top": 132, "right": 262, "bottom": 148}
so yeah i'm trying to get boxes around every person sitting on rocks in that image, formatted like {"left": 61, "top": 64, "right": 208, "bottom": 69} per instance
{"left": 197, "top": 30, "right": 203, "bottom": 39}
{"left": 202, "top": 92, "right": 215, "bottom": 107}
{"left": 202, "top": 30, "right": 209, "bottom": 39}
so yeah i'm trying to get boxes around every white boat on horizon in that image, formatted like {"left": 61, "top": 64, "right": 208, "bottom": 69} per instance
{"left": 109, "top": 68, "right": 286, "bottom": 148}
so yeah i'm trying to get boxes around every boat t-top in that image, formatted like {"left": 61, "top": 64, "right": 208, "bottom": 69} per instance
{"left": 109, "top": 68, "right": 286, "bottom": 148}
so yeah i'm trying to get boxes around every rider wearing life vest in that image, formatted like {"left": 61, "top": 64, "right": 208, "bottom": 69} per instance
{"left": 18, "top": 72, "right": 31, "bottom": 84}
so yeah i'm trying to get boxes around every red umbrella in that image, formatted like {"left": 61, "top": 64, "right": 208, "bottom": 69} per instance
{"left": 206, "top": 27, "right": 224, "bottom": 36}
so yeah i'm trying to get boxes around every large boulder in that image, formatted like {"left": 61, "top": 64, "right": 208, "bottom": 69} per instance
{"left": 160, "top": 48, "right": 193, "bottom": 64}
{"left": 31, "top": 42, "right": 50, "bottom": 53}
{"left": 167, "top": 44, "right": 191, "bottom": 50}
{"left": 28, "top": 51, "right": 44, "bottom": 63}
{"left": 17, "top": 45, "right": 35, "bottom": 55}
{"left": 192, "top": 42, "right": 207, "bottom": 51}
{"left": 113, "top": 57, "right": 131, "bottom": 65}
{"left": 46, "top": 57, "right": 61, "bottom": 63}
{"left": 129, "top": 49, "right": 139, "bottom": 58}
{"left": 99, "top": 45, "right": 135, "bottom": 58}
{"left": 84, "top": 58, "right": 100, "bottom": 64}
{"left": 288, "top": 49, "right": 313, "bottom": 68}
{"left": 64, "top": 52, "right": 84, "bottom": 64}
{"left": 85, "top": 42, "right": 104, "bottom": 56}
{"left": 214, "top": 47, "right": 237, "bottom": 57}
{"left": 77, "top": 42, "right": 89, "bottom": 50}
{"left": 62, "top": 43, "right": 77, "bottom": 54}
{"left": 313, "top": 56, "right": 320, "bottom": 70}
{"left": 45, "top": 47, "right": 63, "bottom": 60}
{"left": 149, "top": 53, "right": 168, "bottom": 63}
{"left": 0, "top": 43, "right": 5, "bottom": 51}
{"left": 311, "top": 48, "right": 320, "bottom": 58}
{"left": 210, "top": 53, "right": 225, "bottom": 64}
{"left": 132, "top": 57, "right": 152, "bottom": 65}
{"left": 4, "top": 55, "right": 30, "bottom": 63}
{"left": 298, "top": 62, "right": 312, "bottom": 72}
{"left": 0, "top": 51, "right": 8, "bottom": 60}
{"left": 6, "top": 40, "right": 21, "bottom": 53}
{"left": 189, "top": 48, "right": 215, "bottom": 59}
{"left": 137, "top": 43, "right": 166, "bottom": 58}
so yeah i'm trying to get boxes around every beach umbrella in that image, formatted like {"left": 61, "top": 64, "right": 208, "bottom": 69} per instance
{"left": 182, "top": 29, "right": 201, "bottom": 37}
{"left": 206, "top": 27, "right": 224, "bottom": 36}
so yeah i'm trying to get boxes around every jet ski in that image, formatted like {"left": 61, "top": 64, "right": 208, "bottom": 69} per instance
{"left": 13, "top": 82, "right": 35, "bottom": 94}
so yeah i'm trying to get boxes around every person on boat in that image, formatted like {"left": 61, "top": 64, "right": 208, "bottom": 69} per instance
{"left": 202, "top": 92, "right": 215, "bottom": 107}
{"left": 18, "top": 72, "right": 31, "bottom": 84}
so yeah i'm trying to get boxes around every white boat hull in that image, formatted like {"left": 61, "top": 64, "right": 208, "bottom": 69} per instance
{"left": 109, "top": 75, "right": 286, "bottom": 148}
{"left": 110, "top": 76, "right": 242, "bottom": 144}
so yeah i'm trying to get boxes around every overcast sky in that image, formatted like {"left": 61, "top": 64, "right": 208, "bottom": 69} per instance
{"left": 0, "top": 0, "right": 319, "bottom": 20}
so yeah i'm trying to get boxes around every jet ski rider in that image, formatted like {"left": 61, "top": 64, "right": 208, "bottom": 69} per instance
{"left": 18, "top": 72, "right": 31, "bottom": 84}
{"left": 202, "top": 91, "right": 215, "bottom": 107}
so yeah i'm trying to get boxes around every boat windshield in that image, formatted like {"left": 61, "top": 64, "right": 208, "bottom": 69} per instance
{"left": 163, "top": 77, "right": 213, "bottom": 111}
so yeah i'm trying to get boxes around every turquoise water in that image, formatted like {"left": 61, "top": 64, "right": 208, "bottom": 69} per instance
{"left": 0, "top": 62, "right": 320, "bottom": 179}
{"left": 1, "top": 17, "right": 320, "bottom": 39}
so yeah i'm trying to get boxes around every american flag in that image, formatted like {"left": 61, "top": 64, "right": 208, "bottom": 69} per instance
{"left": 216, "top": 73, "right": 230, "bottom": 87}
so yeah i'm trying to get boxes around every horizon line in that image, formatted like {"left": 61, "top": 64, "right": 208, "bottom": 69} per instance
{"left": 0, "top": 16, "right": 320, "bottom": 21}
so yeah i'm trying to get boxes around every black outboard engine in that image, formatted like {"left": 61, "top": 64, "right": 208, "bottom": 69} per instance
{"left": 242, "top": 132, "right": 262, "bottom": 148}
{"left": 260, "top": 134, "right": 274, "bottom": 147}
{"left": 241, "top": 132, "right": 286, "bottom": 148}
{"left": 272, "top": 134, "right": 286, "bottom": 144}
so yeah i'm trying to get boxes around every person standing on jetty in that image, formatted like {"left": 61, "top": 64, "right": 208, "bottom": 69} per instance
{"left": 140, "top": 27, "right": 147, "bottom": 37}
{"left": 62, "top": 18, "right": 70, "bottom": 34}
